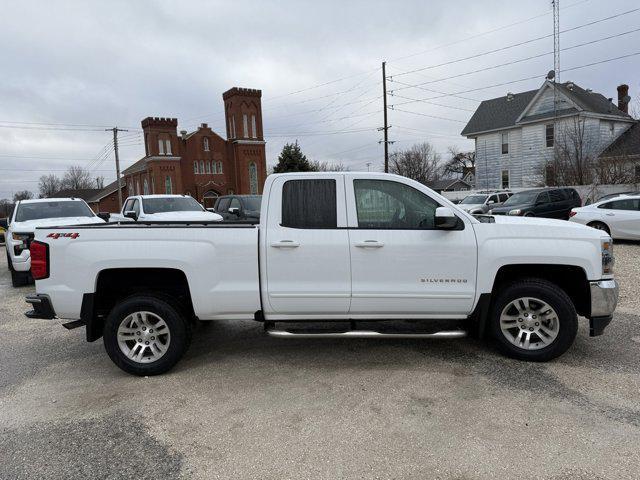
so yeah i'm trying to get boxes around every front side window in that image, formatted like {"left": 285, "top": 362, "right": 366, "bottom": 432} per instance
{"left": 354, "top": 179, "right": 439, "bottom": 229}
{"left": 501, "top": 170, "right": 509, "bottom": 189}
{"left": 548, "top": 189, "right": 565, "bottom": 202}
{"left": 545, "top": 124, "right": 554, "bottom": 148}
{"left": 249, "top": 162, "right": 258, "bottom": 194}
{"left": 282, "top": 179, "right": 336, "bottom": 228}
{"left": 536, "top": 191, "right": 551, "bottom": 204}
{"left": 501, "top": 132, "right": 509, "bottom": 154}
{"left": 132, "top": 199, "right": 140, "bottom": 216}
{"left": 599, "top": 199, "right": 640, "bottom": 211}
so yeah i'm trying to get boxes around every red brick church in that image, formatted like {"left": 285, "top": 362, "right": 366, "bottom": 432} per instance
{"left": 113, "top": 87, "right": 266, "bottom": 210}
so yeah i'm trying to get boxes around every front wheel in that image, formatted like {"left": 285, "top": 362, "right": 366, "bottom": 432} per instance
{"left": 489, "top": 278, "right": 578, "bottom": 361}
{"left": 587, "top": 221, "right": 610, "bottom": 235}
{"left": 103, "top": 295, "right": 192, "bottom": 376}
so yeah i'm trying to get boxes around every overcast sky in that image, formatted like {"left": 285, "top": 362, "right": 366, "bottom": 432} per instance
{"left": 1, "top": 0, "right": 639, "bottom": 197}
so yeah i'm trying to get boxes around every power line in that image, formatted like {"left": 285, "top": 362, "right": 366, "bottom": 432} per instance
{"left": 390, "top": 108, "right": 467, "bottom": 124}
{"left": 388, "top": 6, "right": 638, "bottom": 77}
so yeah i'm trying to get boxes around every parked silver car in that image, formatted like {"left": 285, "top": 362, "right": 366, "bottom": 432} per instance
{"left": 458, "top": 192, "right": 512, "bottom": 215}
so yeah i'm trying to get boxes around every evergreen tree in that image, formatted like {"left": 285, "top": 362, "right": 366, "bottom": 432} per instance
{"left": 273, "top": 141, "right": 314, "bottom": 173}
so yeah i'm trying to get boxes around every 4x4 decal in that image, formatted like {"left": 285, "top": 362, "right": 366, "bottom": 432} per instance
{"left": 47, "top": 232, "right": 79, "bottom": 239}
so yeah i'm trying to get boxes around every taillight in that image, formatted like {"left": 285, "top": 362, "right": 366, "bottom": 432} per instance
{"left": 30, "top": 241, "right": 49, "bottom": 280}
{"left": 569, "top": 211, "right": 577, "bottom": 217}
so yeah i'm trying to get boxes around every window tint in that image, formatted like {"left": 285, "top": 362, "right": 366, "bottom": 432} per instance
{"left": 282, "top": 179, "right": 336, "bottom": 228}
{"left": 488, "top": 194, "right": 499, "bottom": 204}
{"left": 600, "top": 199, "right": 640, "bottom": 211}
{"left": 499, "top": 193, "right": 509, "bottom": 202}
{"left": 132, "top": 200, "right": 140, "bottom": 215}
{"left": 217, "top": 197, "right": 230, "bottom": 212}
{"left": 230, "top": 198, "right": 241, "bottom": 209}
{"left": 354, "top": 179, "right": 439, "bottom": 229}
{"left": 536, "top": 192, "right": 551, "bottom": 204}
{"left": 548, "top": 189, "right": 565, "bottom": 202}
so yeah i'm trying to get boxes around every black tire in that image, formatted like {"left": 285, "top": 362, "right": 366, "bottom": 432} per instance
{"left": 587, "top": 221, "right": 610, "bottom": 235}
{"left": 11, "top": 269, "right": 30, "bottom": 287}
{"left": 488, "top": 278, "right": 578, "bottom": 362}
{"left": 103, "top": 294, "right": 192, "bottom": 376}
{"left": 6, "top": 250, "right": 12, "bottom": 271}
{"left": 524, "top": 212, "right": 535, "bottom": 217}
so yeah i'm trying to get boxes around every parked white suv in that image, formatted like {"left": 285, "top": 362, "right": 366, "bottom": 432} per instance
{"left": 111, "top": 195, "right": 222, "bottom": 222}
{"left": 2, "top": 198, "right": 105, "bottom": 286}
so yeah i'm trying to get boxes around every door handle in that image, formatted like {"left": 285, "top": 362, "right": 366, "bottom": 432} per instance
{"left": 271, "top": 240, "right": 300, "bottom": 248}
{"left": 354, "top": 240, "right": 384, "bottom": 248}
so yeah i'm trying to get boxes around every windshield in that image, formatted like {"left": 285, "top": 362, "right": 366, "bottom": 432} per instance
{"left": 15, "top": 201, "right": 95, "bottom": 222}
{"left": 142, "top": 197, "right": 204, "bottom": 214}
{"left": 460, "top": 195, "right": 488, "bottom": 205}
{"left": 502, "top": 191, "right": 540, "bottom": 206}
{"left": 243, "top": 196, "right": 262, "bottom": 211}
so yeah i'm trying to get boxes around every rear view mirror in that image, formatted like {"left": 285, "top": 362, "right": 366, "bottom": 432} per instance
{"left": 206, "top": 208, "right": 216, "bottom": 213}
{"left": 435, "top": 207, "right": 458, "bottom": 229}
{"left": 487, "top": 200, "right": 495, "bottom": 205}
{"left": 124, "top": 210, "right": 138, "bottom": 221}
{"left": 0, "top": 218, "right": 7, "bottom": 229}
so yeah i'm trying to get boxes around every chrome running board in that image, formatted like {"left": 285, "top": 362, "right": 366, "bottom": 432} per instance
{"left": 266, "top": 329, "right": 467, "bottom": 339}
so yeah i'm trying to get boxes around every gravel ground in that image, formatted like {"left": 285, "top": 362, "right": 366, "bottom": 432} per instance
{"left": 1, "top": 244, "right": 640, "bottom": 479}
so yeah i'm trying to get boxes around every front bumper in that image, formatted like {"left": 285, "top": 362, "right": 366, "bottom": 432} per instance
{"left": 25, "top": 294, "right": 56, "bottom": 319}
{"left": 589, "top": 279, "right": 618, "bottom": 336}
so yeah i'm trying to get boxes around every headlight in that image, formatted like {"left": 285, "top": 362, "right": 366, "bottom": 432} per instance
{"left": 508, "top": 209, "right": 522, "bottom": 216}
{"left": 488, "top": 210, "right": 493, "bottom": 215}
{"left": 602, "top": 238, "right": 614, "bottom": 275}
{"left": 12, "top": 232, "right": 30, "bottom": 255}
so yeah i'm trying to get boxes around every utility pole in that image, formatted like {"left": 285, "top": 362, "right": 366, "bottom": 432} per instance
{"left": 106, "top": 127, "right": 128, "bottom": 211}
{"left": 382, "top": 61, "right": 390, "bottom": 173}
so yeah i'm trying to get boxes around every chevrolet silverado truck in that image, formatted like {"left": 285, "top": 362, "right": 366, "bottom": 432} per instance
{"left": 25, "top": 173, "right": 618, "bottom": 376}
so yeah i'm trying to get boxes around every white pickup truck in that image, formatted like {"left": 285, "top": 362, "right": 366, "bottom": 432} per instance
{"left": 25, "top": 173, "right": 618, "bottom": 376}
{"left": 110, "top": 194, "right": 223, "bottom": 222}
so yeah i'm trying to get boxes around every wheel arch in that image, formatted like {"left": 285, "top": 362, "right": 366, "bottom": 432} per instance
{"left": 85, "top": 267, "right": 195, "bottom": 342}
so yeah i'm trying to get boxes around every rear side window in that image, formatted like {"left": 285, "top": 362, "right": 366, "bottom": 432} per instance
{"left": 548, "top": 189, "right": 565, "bottom": 202}
{"left": 282, "top": 179, "right": 337, "bottom": 228}
{"left": 498, "top": 193, "right": 509, "bottom": 202}
{"left": 599, "top": 199, "right": 640, "bottom": 211}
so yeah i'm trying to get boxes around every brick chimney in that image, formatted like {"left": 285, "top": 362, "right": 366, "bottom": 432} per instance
{"left": 617, "top": 84, "right": 629, "bottom": 114}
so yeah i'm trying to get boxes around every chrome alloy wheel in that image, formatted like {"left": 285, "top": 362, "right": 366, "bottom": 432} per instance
{"left": 499, "top": 297, "right": 559, "bottom": 350}
{"left": 117, "top": 311, "right": 171, "bottom": 363}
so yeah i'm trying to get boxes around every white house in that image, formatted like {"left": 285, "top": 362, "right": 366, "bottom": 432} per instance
{"left": 461, "top": 81, "right": 635, "bottom": 189}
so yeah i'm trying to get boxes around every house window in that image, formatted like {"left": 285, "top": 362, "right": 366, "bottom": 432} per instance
{"left": 151, "top": 177, "right": 155, "bottom": 194}
{"left": 143, "top": 179, "right": 149, "bottom": 195}
{"left": 217, "top": 161, "right": 223, "bottom": 174}
{"left": 206, "top": 161, "right": 211, "bottom": 174}
{"left": 145, "top": 133, "right": 150, "bottom": 156}
{"left": 165, "top": 139, "right": 171, "bottom": 155}
{"left": 211, "top": 161, "right": 217, "bottom": 174}
{"left": 249, "top": 163, "right": 258, "bottom": 194}
{"left": 194, "top": 161, "right": 199, "bottom": 174}
{"left": 231, "top": 116, "right": 236, "bottom": 138}
{"left": 545, "top": 124, "right": 554, "bottom": 148}
{"left": 158, "top": 138, "right": 171, "bottom": 155}
{"left": 609, "top": 122, "right": 615, "bottom": 136}
{"left": 200, "top": 160, "right": 205, "bottom": 173}
{"left": 165, "top": 176, "right": 172, "bottom": 194}
{"left": 158, "top": 138, "right": 164, "bottom": 155}
{"left": 501, "top": 170, "right": 509, "bottom": 189}
{"left": 204, "top": 137, "right": 210, "bottom": 151}
{"left": 251, "top": 115, "right": 257, "bottom": 138}
{"left": 501, "top": 132, "right": 509, "bottom": 154}
{"left": 243, "top": 114, "right": 249, "bottom": 138}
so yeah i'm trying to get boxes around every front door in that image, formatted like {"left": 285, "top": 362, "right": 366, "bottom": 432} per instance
{"left": 346, "top": 175, "right": 477, "bottom": 316}
{"left": 264, "top": 175, "right": 351, "bottom": 316}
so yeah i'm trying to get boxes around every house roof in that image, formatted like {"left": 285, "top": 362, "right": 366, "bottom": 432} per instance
{"left": 599, "top": 122, "right": 640, "bottom": 159}
{"left": 461, "top": 81, "right": 632, "bottom": 136}
{"left": 51, "top": 188, "right": 101, "bottom": 201}
{"left": 427, "top": 178, "right": 471, "bottom": 190}
{"left": 87, "top": 179, "right": 124, "bottom": 202}
{"left": 122, "top": 158, "right": 148, "bottom": 175}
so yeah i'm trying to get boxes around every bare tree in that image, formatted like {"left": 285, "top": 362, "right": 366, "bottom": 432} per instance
{"left": 443, "top": 147, "right": 475, "bottom": 177}
{"left": 13, "top": 190, "right": 34, "bottom": 202}
{"left": 310, "top": 160, "right": 349, "bottom": 172}
{"left": 388, "top": 142, "right": 442, "bottom": 185}
{"left": 61, "top": 165, "right": 94, "bottom": 190}
{"left": 38, "top": 174, "right": 62, "bottom": 198}
{"left": 95, "top": 176, "right": 105, "bottom": 189}
{"left": 0, "top": 198, "right": 13, "bottom": 217}
{"left": 545, "top": 118, "right": 597, "bottom": 186}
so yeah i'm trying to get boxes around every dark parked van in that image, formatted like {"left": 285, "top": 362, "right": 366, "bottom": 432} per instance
{"left": 489, "top": 187, "right": 581, "bottom": 219}
{"left": 213, "top": 195, "right": 262, "bottom": 221}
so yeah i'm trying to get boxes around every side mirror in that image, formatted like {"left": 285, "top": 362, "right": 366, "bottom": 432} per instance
{"left": 0, "top": 218, "right": 7, "bottom": 229}
{"left": 124, "top": 210, "right": 138, "bottom": 221}
{"left": 97, "top": 212, "right": 110, "bottom": 222}
{"left": 487, "top": 200, "right": 495, "bottom": 205}
{"left": 435, "top": 207, "right": 458, "bottom": 229}
{"left": 206, "top": 208, "right": 216, "bottom": 213}
{"left": 228, "top": 207, "right": 240, "bottom": 215}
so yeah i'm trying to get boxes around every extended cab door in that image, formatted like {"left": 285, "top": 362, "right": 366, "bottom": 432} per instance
{"left": 345, "top": 174, "right": 477, "bottom": 316}
{"left": 264, "top": 175, "right": 351, "bottom": 315}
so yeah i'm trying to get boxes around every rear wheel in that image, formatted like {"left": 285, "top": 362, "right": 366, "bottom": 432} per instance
{"left": 524, "top": 212, "right": 535, "bottom": 217}
{"left": 103, "top": 294, "right": 192, "bottom": 376}
{"left": 587, "top": 221, "right": 610, "bottom": 235}
{"left": 489, "top": 278, "right": 578, "bottom": 361}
